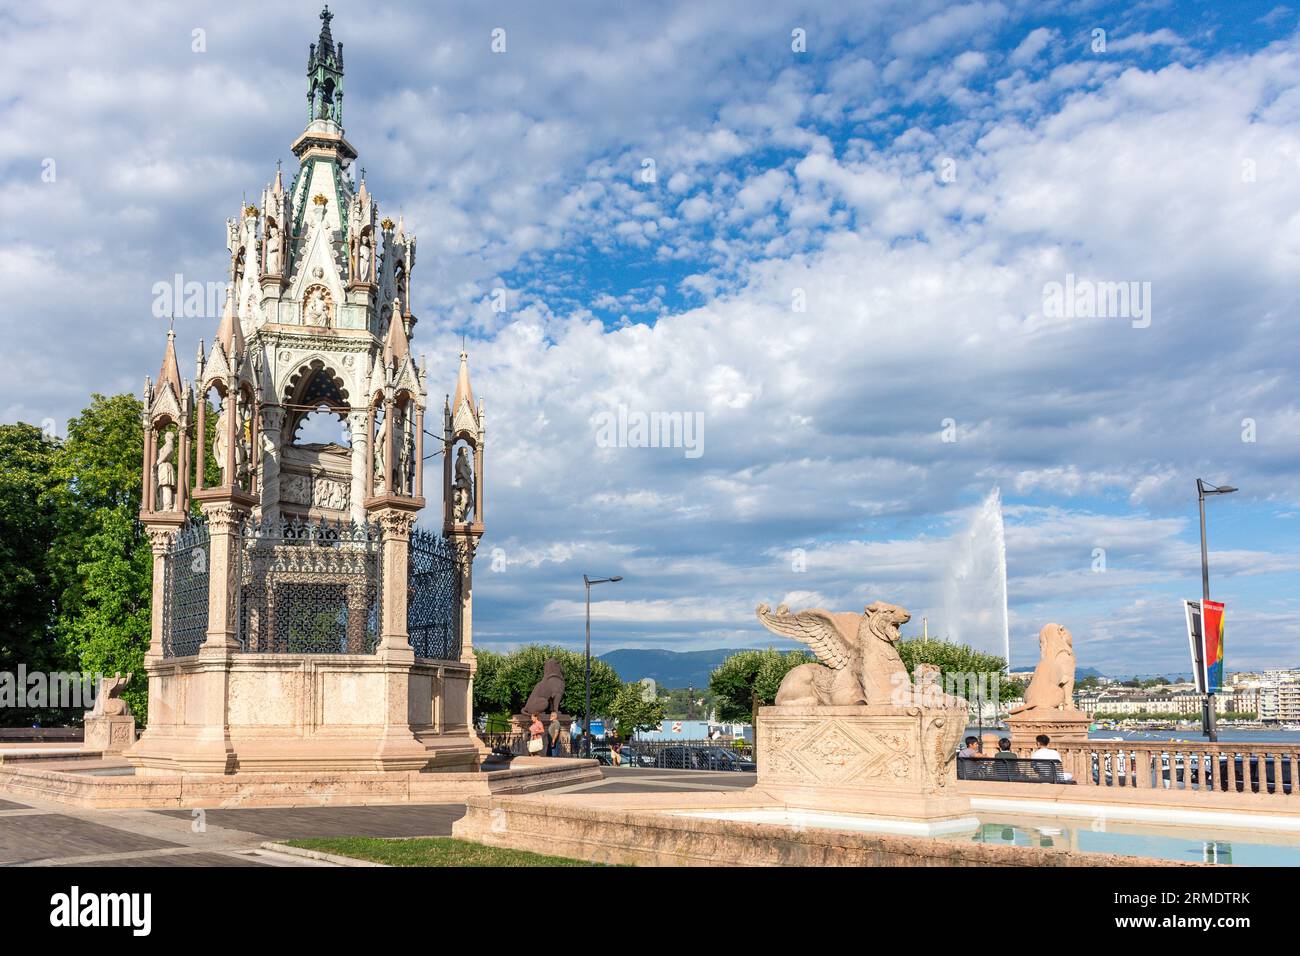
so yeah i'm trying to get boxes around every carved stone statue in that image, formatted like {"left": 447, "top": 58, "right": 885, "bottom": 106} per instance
{"left": 522, "top": 659, "right": 566, "bottom": 716}
{"left": 213, "top": 398, "right": 229, "bottom": 485}
{"left": 372, "top": 418, "right": 387, "bottom": 494}
{"left": 359, "top": 231, "right": 373, "bottom": 282}
{"left": 755, "top": 600, "right": 913, "bottom": 706}
{"left": 397, "top": 411, "right": 413, "bottom": 495}
{"left": 90, "top": 673, "right": 133, "bottom": 717}
{"left": 265, "top": 218, "right": 282, "bottom": 275}
{"left": 452, "top": 445, "right": 474, "bottom": 522}
{"left": 1009, "top": 623, "right": 1076, "bottom": 714}
{"left": 155, "top": 430, "right": 177, "bottom": 511}
{"left": 304, "top": 285, "right": 330, "bottom": 327}
{"left": 234, "top": 401, "right": 252, "bottom": 487}
{"left": 84, "top": 671, "right": 137, "bottom": 754}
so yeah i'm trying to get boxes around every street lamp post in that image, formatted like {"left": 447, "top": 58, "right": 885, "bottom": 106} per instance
{"left": 583, "top": 573, "right": 623, "bottom": 758}
{"left": 1196, "top": 478, "right": 1237, "bottom": 743}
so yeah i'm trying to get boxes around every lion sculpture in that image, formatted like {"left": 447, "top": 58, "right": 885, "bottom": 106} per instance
{"left": 1008, "top": 623, "right": 1075, "bottom": 714}
{"left": 755, "top": 600, "right": 913, "bottom": 706}
{"left": 521, "top": 658, "right": 566, "bottom": 716}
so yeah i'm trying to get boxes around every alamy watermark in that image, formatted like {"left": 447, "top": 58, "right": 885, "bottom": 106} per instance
{"left": 594, "top": 404, "right": 704, "bottom": 459}
{"left": 0, "top": 666, "right": 106, "bottom": 710}
{"left": 1042, "top": 273, "right": 1151, "bottom": 328}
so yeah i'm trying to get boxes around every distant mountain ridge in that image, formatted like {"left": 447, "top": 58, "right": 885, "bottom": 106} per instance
{"left": 601, "top": 648, "right": 1124, "bottom": 689}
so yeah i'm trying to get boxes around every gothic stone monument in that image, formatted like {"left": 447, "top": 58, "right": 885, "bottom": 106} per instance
{"left": 1006, "top": 622, "right": 1090, "bottom": 752}
{"left": 754, "top": 600, "right": 975, "bottom": 833}
{"left": 128, "top": 8, "right": 488, "bottom": 776}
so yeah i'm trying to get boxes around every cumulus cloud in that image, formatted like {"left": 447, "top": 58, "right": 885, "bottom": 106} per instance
{"left": 4, "top": 0, "right": 1299, "bottom": 673}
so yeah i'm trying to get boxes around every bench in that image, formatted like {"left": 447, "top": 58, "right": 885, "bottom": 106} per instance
{"left": 957, "top": 756, "right": 1075, "bottom": 784}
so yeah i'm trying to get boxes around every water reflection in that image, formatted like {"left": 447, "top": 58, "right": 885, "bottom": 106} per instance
{"left": 970, "top": 819, "right": 1300, "bottom": 865}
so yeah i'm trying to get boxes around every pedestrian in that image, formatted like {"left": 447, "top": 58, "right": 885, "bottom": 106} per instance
{"left": 527, "top": 713, "right": 545, "bottom": 755}
{"left": 546, "top": 710, "right": 562, "bottom": 757}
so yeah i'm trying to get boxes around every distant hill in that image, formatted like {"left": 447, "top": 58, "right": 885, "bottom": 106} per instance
{"left": 599, "top": 648, "right": 767, "bottom": 688}
{"left": 599, "top": 649, "right": 1176, "bottom": 689}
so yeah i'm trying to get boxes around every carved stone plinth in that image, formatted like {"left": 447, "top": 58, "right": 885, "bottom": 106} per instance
{"left": 757, "top": 705, "right": 976, "bottom": 835}
{"left": 1006, "top": 709, "right": 1092, "bottom": 755}
{"left": 84, "top": 715, "right": 137, "bottom": 754}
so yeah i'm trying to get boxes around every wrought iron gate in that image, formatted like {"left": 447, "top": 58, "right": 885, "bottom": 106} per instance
{"left": 237, "top": 518, "right": 383, "bottom": 654}
{"left": 162, "top": 519, "right": 210, "bottom": 658}
{"left": 408, "top": 527, "right": 460, "bottom": 660}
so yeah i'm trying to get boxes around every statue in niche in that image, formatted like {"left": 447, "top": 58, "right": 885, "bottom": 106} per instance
{"left": 403, "top": 419, "right": 417, "bottom": 496}
{"left": 155, "top": 430, "right": 177, "bottom": 511}
{"left": 234, "top": 401, "right": 252, "bottom": 488}
{"left": 213, "top": 398, "right": 229, "bottom": 485}
{"left": 358, "top": 231, "right": 374, "bottom": 283}
{"left": 396, "top": 410, "right": 413, "bottom": 495}
{"left": 372, "top": 418, "right": 387, "bottom": 495}
{"left": 265, "top": 218, "right": 282, "bottom": 275}
{"left": 303, "top": 286, "right": 331, "bottom": 327}
{"left": 452, "top": 445, "right": 474, "bottom": 522}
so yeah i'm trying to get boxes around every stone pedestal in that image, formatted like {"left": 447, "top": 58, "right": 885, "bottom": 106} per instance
{"left": 84, "top": 715, "right": 136, "bottom": 754}
{"left": 757, "top": 704, "right": 977, "bottom": 835}
{"left": 1006, "top": 709, "right": 1092, "bottom": 755}
{"left": 511, "top": 714, "right": 575, "bottom": 755}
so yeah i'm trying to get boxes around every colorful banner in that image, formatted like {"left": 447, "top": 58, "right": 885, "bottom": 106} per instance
{"left": 1183, "top": 599, "right": 1226, "bottom": 694}
{"left": 1202, "top": 600, "right": 1226, "bottom": 693}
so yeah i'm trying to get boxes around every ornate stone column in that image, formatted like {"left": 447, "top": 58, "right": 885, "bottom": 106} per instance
{"left": 375, "top": 506, "right": 417, "bottom": 658}
{"left": 259, "top": 405, "right": 285, "bottom": 526}
{"left": 348, "top": 408, "right": 369, "bottom": 524}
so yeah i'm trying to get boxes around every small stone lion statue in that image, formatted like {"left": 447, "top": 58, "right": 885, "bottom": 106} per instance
{"left": 755, "top": 600, "right": 913, "bottom": 706}
{"left": 89, "top": 673, "right": 133, "bottom": 717}
{"left": 1008, "top": 623, "right": 1075, "bottom": 714}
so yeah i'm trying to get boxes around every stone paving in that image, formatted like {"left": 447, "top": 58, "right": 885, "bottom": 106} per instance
{"left": 0, "top": 767, "right": 754, "bottom": 866}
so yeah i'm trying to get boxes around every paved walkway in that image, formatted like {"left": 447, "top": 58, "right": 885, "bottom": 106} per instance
{"left": 0, "top": 768, "right": 754, "bottom": 866}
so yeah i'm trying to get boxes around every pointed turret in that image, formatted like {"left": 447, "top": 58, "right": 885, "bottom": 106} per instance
{"left": 213, "top": 287, "right": 245, "bottom": 369}
{"left": 452, "top": 349, "right": 475, "bottom": 414}
{"left": 383, "top": 297, "right": 411, "bottom": 364}
{"left": 157, "top": 328, "right": 183, "bottom": 398}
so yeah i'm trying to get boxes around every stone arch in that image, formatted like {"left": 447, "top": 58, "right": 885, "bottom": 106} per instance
{"left": 282, "top": 358, "right": 351, "bottom": 445}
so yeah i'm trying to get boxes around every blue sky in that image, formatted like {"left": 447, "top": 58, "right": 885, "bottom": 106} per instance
{"left": 2, "top": 0, "right": 1299, "bottom": 673}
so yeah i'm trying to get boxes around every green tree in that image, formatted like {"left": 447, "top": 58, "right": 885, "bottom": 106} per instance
{"left": 897, "top": 637, "right": 1007, "bottom": 706}
{"left": 607, "top": 682, "right": 665, "bottom": 738}
{"left": 0, "top": 424, "right": 69, "bottom": 725}
{"left": 471, "top": 645, "right": 622, "bottom": 724}
{"left": 49, "top": 394, "right": 151, "bottom": 720}
{"left": 708, "top": 648, "right": 812, "bottom": 725}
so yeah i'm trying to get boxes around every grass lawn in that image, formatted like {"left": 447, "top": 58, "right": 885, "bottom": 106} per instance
{"left": 283, "top": 836, "right": 600, "bottom": 867}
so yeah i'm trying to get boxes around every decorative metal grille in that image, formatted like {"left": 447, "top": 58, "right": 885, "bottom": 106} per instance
{"left": 237, "top": 517, "right": 382, "bottom": 654}
{"left": 162, "top": 519, "right": 210, "bottom": 658}
{"left": 408, "top": 528, "right": 461, "bottom": 661}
